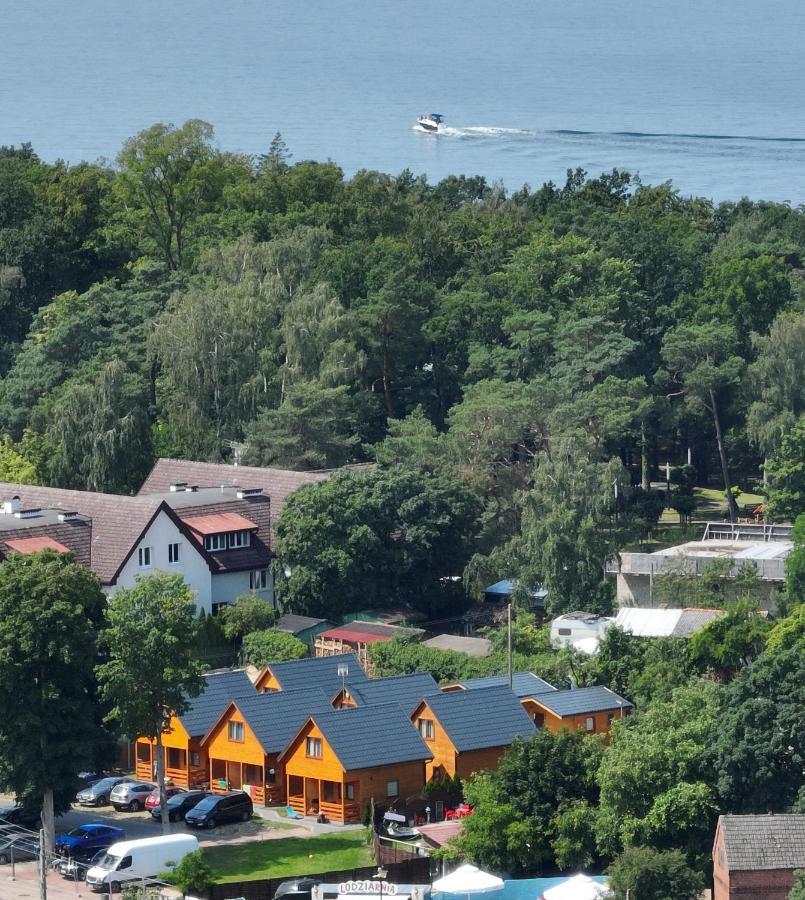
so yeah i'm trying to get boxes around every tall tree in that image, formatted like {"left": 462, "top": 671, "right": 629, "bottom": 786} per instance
{"left": 661, "top": 321, "right": 745, "bottom": 521}
{"left": 0, "top": 551, "right": 108, "bottom": 852}
{"left": 97, "top": 573, "right": 203, "bottom": 832}
{"left": 766, "top": 417, "right": 805, "bottom": 521}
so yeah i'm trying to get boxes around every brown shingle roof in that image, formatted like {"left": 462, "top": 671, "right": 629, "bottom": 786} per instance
{"left": 0, "top": 483, "right": 165, "bottom": 583}
{"left": 139, "top": 459, "right": 330, "bottom": 538}
{"left": 718, "top": 814, "right": 805, "bottom": 871}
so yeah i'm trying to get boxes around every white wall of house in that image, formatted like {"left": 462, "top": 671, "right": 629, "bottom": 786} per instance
{"left": 210, "top": 569, "right": 274, "bottom": 609}
{"left": 112, "top": 512, "right": 214, "bottom": 613}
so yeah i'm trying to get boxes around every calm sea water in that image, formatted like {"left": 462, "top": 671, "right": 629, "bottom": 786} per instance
{"left": 3, "top": 0, "right": 805, "bottom": 202}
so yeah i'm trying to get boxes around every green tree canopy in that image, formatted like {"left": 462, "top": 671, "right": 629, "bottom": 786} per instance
{"left": 607, "top": 846, "right": 704, "bottom": 900}
{"left": 241, "top": 629, "right": 307, "bottom": 666}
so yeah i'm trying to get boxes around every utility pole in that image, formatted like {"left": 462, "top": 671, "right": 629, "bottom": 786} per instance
{"left": 507, "top": 603, "right": 513, "bottom": 690}
{"left": 38, "top": 828, "right": 47, "bottom": 900}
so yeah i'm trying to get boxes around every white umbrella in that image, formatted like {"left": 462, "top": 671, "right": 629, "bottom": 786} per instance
{"left": 542, "top": 874, "right": 609, "bottom": 900}
{"left": 433, "top": 864, "right": 504, "bottom": 895}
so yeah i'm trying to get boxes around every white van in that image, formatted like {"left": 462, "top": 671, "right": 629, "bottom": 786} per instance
{"left": 85, "top": 833, "right": 199, "bottom": 893}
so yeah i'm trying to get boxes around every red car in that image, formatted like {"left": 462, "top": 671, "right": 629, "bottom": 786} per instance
{"left": 144, "top": 786, "right": 186, "bottom": 812}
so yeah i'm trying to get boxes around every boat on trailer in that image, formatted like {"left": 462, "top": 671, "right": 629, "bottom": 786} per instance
{"left": 416, "top": 113, "right": 445, "bottom": 133}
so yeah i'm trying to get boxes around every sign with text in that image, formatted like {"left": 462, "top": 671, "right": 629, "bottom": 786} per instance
{"left": 339, "top": 882, "right": 398, "bottom": 895}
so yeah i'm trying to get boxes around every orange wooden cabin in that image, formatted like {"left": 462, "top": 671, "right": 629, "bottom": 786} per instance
{"left": 521, "top": 685, "right": 633, "bottom": 737}
{"left": 280, "top": 704, "right": 432, "bottom": 823}
{"left": 254, "top": 652, "right": 367, "bottom": 694}
{"left": 200, "top": 689, "right": 332, "bottom": 806}
{"left": 134, "top": 669, "right": 255, "bottom": 789}
{"left": 411, "top": 685, "right": 535, "bottom": 781}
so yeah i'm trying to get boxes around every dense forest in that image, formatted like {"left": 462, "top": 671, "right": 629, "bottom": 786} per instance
{"left": 2, "top": 120, "right": 805, "bottom": 617}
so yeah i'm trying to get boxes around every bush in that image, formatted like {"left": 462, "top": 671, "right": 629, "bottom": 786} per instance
{"left": 607, "top": 847, "right": 703, "bottom": 900}
{"left": 166, "top": 849, "right": 216, "bottom": 894}
{"left": 242, "top": 629, "right": 307, "bottom": 666}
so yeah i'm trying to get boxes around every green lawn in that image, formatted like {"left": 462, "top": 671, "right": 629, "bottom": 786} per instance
{"left": 203, "top": 831, "right": 373, "bottom": 883}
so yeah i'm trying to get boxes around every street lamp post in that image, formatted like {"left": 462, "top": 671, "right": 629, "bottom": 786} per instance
{"left": 376, "top": 865, "right": 388, "bottom": 900}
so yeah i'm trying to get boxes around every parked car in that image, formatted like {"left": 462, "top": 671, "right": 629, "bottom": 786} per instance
{"left": 144, "top": 785, "right": 185, "bottom": 812}
{"left": 76, "top": 776, "right": 131, "bottom": 807}
{"left": 184, "top": 791, "right": 253, "bottom": 829}
{"left": 110, "top": 781, "right": 156, "bottom": 812}
{"left": 0, "top": 804, "right": 41, "bottom": 830}
{"left": 0, "top": 833, "right": 38, "bottom": 865}
{"left": 54, "top": 846, "right": 109, "bottom": 880}
{"left": 55, "top": 824, "right": 125, "bottom": 858}
{"left": 150, "top": 789, "right": 209, "bottom": 823}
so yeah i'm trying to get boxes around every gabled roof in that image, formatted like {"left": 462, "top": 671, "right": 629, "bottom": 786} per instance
{"left": 718, "top": 814, "right": 805, "bottom": 870}
{"left": 139, "top": 459, "right": 330, "bottom": 537}
{"left": 212, "top": 689, "right": 332, "bottom": 754}
{"left": 614, "top": 607, "right": 723, "bottom": 638}
{"left": 0, "top": 484, "right": 192, "bottom": 583}
{"left": 532, "top": 685, "right": 633, "bottom": 718}
{"left": 276, "top": 614, "right": 332, "bottom": 635}
{"left": 484, "top": 579, "right": 548, "bottom": 600}
{"left": 457, "top": 672, "right": 558, "bottom": 698}
{"left": 420, "top": 685, "right": 536, "bottom": 752}
{"left": 267, "top": 653, "right": 368, "bottom": 695}
{"left": 342, "top": 673, "right": 439, "bottom": 713}
{"left": 298, "top": 704, "right": 432, "bottom": 771}
{"left": 178, "top": 669, "right": 256, "bottom": 738}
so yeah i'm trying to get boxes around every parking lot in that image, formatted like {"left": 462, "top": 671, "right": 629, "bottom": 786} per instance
{"left": 0, "top": 794, "right": 310, "bottom": 900}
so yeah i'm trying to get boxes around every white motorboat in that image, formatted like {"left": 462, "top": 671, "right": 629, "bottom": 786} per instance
{"left": 416, "top": 113, "right": 445, "bottom": 133}
{"left": 386, "top": 821, "right": 420, "bottom": 840}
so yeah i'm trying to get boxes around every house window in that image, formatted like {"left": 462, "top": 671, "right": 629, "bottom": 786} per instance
{"left": 533, "top": 712, "right": 545, "bottom": 728}
{"left": 250, "top": 569, "right": 268, "bottom": 590}
{"left": 211, "top": 602, "right": 230, "bottom": 616}
{"left": 386, "top": 780, "right": 399, "bottom": 798}
{"left": 228, "top": 722, "right": 244, "bottom": 742}
{"left": 168, "top": 542, "right": 181, "bottom": 564}
{"left": 607, "top": 714, "right": 615, "bottom": 726}
{"left": 205, "top": 533, "right": 228, "bottom": 552}
{"left": 585, "top": 716, "right": 595, "bottom": 733}
{"left": 306, "top": 737, "right": 322, "bottom": 758}
{"left": 228, "top": 530, "right": 251, "bottom": 549}
{"left": 138, "top": 546, "right": 153, "bottom": 568}
{"left": 189, "top": 751, "right": 200, "bottom": 767}
{"left": 418, "top": 718, "right": 435, "bottom": 740}
{"left": 345, "top": 783, "right": 356, "bottom": 800}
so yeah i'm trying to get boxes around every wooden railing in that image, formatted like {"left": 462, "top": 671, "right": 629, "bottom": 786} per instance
{"left": 319, "top": 800, "right": 343, "bottom": 821}
{"left": 165, "top": 766, "right": 189, "bottom": 788}
{"left": 288, "top": 794, "right": 305, "bottom": 815}
{"left": 135, "top": 761, "right": 152, "bottom": 781}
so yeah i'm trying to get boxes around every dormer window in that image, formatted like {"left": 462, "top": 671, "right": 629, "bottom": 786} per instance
{"left": 205, "top": 534, "right": 228, "bottom": 552}
{"left": 228, "top": 530, "right": 251, "bottom": 549}
{"left": 204, "top": 530, "right": 251, "bottom": 552}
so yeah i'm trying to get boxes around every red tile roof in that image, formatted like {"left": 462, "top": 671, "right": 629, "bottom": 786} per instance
{"left": 4, "top": 536, "right": 71, "bottom": 554}
{"left": 320, "top": 622, "right": 420, "bottom": 644}
{"left": 184, "top": 511, "right": 258, "bottom": 535}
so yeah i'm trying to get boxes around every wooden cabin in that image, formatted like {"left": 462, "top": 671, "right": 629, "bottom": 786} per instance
{"left": 134, "top": 669, "right": 255, "bottom": 788}
{"left": 411, "top": 685, "right": 535, "bottom": 781}
{"left": 522, "top": 685, "right": 633, "bottom": 737}
{"left": 280, "top": 704, "right": 432, "bottom": 823}
{"left": 254, "top": 652, "right": 367, "bottom": 694}
{"left": 331, "top": 672, "right": 438, "bottom": 713}
{"left": 441, "top": 672, "right": 558, "bottom": 698}
{"left": 201, "top": 689, "right": 331, "bottom": 806}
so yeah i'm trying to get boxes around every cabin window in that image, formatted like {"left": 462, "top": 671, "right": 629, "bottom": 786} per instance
{"left": 418, "top": 718, "right": 435, "bottom": 740}
{"left": 205, "top": 533, "right": 228, "bottom": 552}
{"left": 533, "top": 712, "right": 545, "bottom": 728}
{"left": 190, "top": 751, "right": 200, "bottom": 767}
{"left": 306, "top": 737, "right": 323, "bottom": 758}
{"left": 386, "top": 780, "right": 399, "bottom": 798}
{"left": 585, "top": 716, "right": 595, "bottom": 733}
{"left": 228, "top": 722, "right": 245, "bottom": 742}
{"left": 607, "top": 714, "right": 615, "bottom": 726}
{"left": 558, "top": 627, "right": 572, "bottom": 636}
{"left": 168, "top": 542, "right": 181, "bottom": 564}
{"left": 250, "top": 569, "right": 268, "bottom": 590}
{"left": 229, "top": 530, "right": 251, "bottom": 549}
{"left": 345, "top": 783, "right": 356, "bottom": 800}
{"left": 138, "top": 546, "right": 153, "bottom": 568}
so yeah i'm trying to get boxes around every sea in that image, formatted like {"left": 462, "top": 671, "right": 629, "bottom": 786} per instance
{"left": 3, "top": 0, "right": 805, "bottom": 203}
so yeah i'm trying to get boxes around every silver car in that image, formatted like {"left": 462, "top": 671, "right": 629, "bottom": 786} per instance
{"left": 76, "top": 776, "right": 131, "bottom": 807}
{"left": 109, "top": 781, "right": 156, "bottom": 812}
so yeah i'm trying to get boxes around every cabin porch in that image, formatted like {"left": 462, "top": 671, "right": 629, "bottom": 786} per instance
{"left": 209, "top": 756, "right": 282, "bottom": 806}
{"left": 287, "top": 774, "right": 361, "bottom": 823}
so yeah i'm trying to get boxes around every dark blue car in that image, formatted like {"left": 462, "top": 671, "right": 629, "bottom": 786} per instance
{"left": 54, "top": 824, "right": 124, "bottom": 857}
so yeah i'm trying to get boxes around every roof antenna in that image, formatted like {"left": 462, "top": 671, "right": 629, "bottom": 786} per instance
{"left": 338, "top": 662, "right": 349, "bottom": 695}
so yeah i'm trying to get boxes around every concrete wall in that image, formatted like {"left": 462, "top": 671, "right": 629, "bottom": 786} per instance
{"left": 616, "top": 572, "right": 780, "bottom": 610}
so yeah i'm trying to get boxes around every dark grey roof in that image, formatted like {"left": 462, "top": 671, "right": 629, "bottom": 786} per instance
{"left": 719, "top": 814, "right": 805, "bottom": 870}
{"left": 310, "top": 704, "right": 432, "bottom": 771}
{"left": 232, "top": 689, "right": 332, "bottom": 754}
{"left": 458, "top": 672, "right": 558, "bottom": 698}
{"left": 344, "top": 673, "right": 439, "bottom": 713}
{"left": 422, "top": 686, "right": 536, "bottom": 752}
{"left": 533, "top": 685, "right": 633, "bottom": 717}
{"left": 268, "top": 653, "right": 368, "bottom": 695}
{"left": 179, "top": 670, "right": 256, "bottom": 738}
{"left": 276, "top": 614, "right": 331, "bottom": 635}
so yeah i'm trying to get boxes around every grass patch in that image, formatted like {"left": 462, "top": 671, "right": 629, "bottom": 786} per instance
{"left": 203, "top": 830, "right": 373, "bottom": 882}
